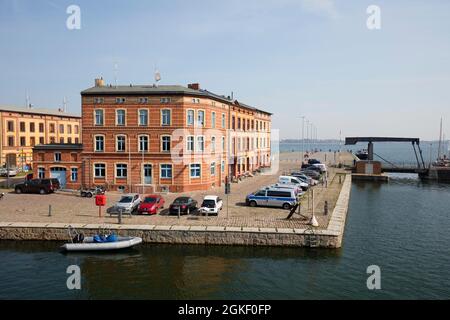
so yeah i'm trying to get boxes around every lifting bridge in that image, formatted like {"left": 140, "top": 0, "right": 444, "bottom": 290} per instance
{"left": 345, "top": 137, "right": 429, "bottom": 175}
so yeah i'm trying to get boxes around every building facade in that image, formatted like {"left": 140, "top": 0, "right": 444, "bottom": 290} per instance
{"left": 32, "top": 144, "right": 83, "bottom": 190}
{"left": 79, "top": 80, "right": 272, "bottom": 193}
{"left": 0, "top": 106, "right": 81, "bottom": 169}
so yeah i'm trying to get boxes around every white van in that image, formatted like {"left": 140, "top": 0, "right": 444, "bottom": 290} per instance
{"left": 278, "top": 176, "right": 309, "bottom": 191}
{"left": 312, "top": 163, "right": 327, "bottom": 173}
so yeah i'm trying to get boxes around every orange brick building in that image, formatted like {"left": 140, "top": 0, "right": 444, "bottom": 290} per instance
{"left": 79, "top": 80, "right": 272, "bottom": 192}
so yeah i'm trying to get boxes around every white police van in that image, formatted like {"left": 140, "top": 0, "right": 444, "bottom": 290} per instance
{"left": 246, "top": 187, "right": 298, "bottom": 210}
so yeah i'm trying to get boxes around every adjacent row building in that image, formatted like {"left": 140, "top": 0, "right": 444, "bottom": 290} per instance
{"left": 32, "top": 79, "right": 272, "bottom": 193}
{"left": 0, "top": 106, "right": 81, "bottom": 170}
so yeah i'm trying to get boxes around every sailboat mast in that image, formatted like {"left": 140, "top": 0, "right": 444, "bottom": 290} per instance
{"left": 437, "top": 117, "right": 443, "bottom": 160}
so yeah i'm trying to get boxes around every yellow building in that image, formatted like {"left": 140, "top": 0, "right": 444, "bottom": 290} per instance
{"left": 0, "top": 105, "right": 81, "bottom": 169}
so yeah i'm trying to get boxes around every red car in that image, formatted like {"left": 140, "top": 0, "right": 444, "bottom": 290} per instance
{"left": 137, "top": 194, "right": 165, "bottom": 215}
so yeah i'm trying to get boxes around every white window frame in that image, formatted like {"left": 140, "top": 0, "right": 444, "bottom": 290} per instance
{"left": 93, "top": 163, "right": 106, "bottom": 178}
{"left": 221, "top": 160, "right": 225, "bottom": 173}
{"left": 54, "top": 152, "right": 61, "bottom": 162}
{"left": 210, "top": 162, "right": 216, "bottom": 176}
{"left": 222, "top": 113, "right": 226, "bottom": 128}
{"left": 190, "top": 163, "right": 201, "bottom": 178}
{"left": 116, "top": 135, "right": 127, "bottom": 152}
{"left": 138, "top": 135, "right": 149, "bottom": 152}
{"left": 71, "top": 167, "right": 78, "bottom": 182}
{"left": 197, "top": 110, "right": 205, "bottom": 127}
{"left": 186, "top": 135, "right": 194, "bottom": 152}
{"left": 38, "top": 167, "right": 45, "bottom": 179}
{"left": 94, "top": 109, "right": 104, "bottom": 126}
{"left": 161, "top": 109, "right": 171, "bottom": 126}
{"left": 138, "top": 97, "right": 148, "bottom": 104}
{"left": 160, "top": 164, "right": 172, "bottom": 179}
{"left": 186, "top": 109, "right": 195, "bottom": 126}
{"left": 196, "top": 136, "right": 205, "bottom": 152}
{"left": 161, "top": 135, "right": 171, "bottom": 152}
{"left": 160, "top": 97, "right": 171, "bottom": 104}
{"left": 94, "top": 135, "right": 105, "bottom": 152}
{"left": 211, "top": 136, "right": 216, "bottom": 153}
{"left": 222, "top": 136, "right": 225, "bottom": 152}
{"left": 116, "top": 109, "right": 126, "bottom": 126}
{"left": 115, "top": 163, "right": 128, "bottom": 178}
{"left": 211, "top": 112, "right": 216, "bottom": 128}
{"left": 138, "top": 109, "right": 149, "bottom": 126}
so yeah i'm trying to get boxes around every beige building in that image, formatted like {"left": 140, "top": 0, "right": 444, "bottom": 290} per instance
{"left": 0, "top": 106, "right": 81, "bottom": 169}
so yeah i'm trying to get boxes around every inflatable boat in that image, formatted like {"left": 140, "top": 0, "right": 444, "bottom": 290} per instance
{"left": 61, "top": 235, "right": 142, "bottom": 252}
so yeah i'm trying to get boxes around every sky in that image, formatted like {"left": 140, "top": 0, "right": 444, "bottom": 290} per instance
{"left": 0, "top": 0, "right": 449, "bottom": 140}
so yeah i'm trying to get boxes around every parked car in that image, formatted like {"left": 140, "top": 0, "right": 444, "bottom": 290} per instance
{"left": 279, "top": 175, "right": 309, "bottom": 191}
{"left": 0, "top": 168, "right": 18, "bottom": 177}
{"left": 80, "top": 185, "right": 105, "bottom": 198}
{"left": 300, "top": 169, "right": 321, "bottom": 179}
{"left": 169, "top": 197, "right": 198, "bottom": 215}
{"left": 290, "top": 172, "right": 317, "bottom": 185}
{"left": 246, "top": 187, "right": 298, "bottom": 210}
{"left": 137, "top": 194, "right": 165, "bottom": 215}
{"left": 311, "top": 163, "right": 327, "bottom": 173}
{"left": 14, "top": 179, "right": 54, "bottom": 195}
{"left": 107, "top": 193, "right": 141, "bottom": 214}
{"left": 308, "top": 159, "right": 321, "bottom": 165}
{"left": 199, "top": 195, "right": 223, "bottom": 216}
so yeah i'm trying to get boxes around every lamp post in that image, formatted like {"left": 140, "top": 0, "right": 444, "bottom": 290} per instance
{"left": 300, "top": 116, "right": 305, "bottom": 163}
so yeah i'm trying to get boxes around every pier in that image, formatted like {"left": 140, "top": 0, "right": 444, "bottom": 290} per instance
{"left": 0, "top": 152, "right": 353, "bottom": 248}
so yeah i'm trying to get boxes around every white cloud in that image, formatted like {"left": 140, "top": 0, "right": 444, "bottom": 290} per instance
{"left": 301, "top": 0, "right": 339, "bottom": 19}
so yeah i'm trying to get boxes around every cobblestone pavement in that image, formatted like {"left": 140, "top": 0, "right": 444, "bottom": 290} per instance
{"left": 0, "top": 152, "right": 353, "bottom": 229}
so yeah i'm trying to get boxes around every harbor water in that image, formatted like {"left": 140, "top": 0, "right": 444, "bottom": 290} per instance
{"left": 0, "top": 174, "right": 449, "bottom": 299}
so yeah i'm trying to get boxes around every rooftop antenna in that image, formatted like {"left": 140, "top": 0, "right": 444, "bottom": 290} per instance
{"left": 26, "top": 91, "right": 30, "bottom": 108}
{"left": 154, "top": 65, "right": 161, "bottom": 87}
{"left": 114, "top": 61, "right": 118, "bottom": 88}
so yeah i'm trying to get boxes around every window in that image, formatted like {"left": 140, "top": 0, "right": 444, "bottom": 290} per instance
{"left": 39, "top": 137, "right": 44, "bottom": 144}
{"left": 50, "top": 137, "right": 55, "bottom": 143}
{"left": 190, "top": 164, "right": 201, "bottom": 178}
{"left": 7, "top": 136, "right": 14, "bottom": 146}
{"left": 20, "top": 122, "right": 26, "bottom": 132}
{"left": 20, "top": 137, "right": 26, "bottom": 146}
{"left": 116, "top": 164, "right": 127, "bottom": 178}
{"left": 39, "top": 123, "right": 44, "bottom": 133}
{"left": 210, "top": 162, "right": 216, "bottom": 176}
{"left": 197, "top": 136, "right": 204, "bottom": 152}
{"left": 95, "top": 109, "right": 104, "bottom": 125}
{"left": 94, "top": 97, "right": 104, "bottom": 104}
{"left": 139, "top": 109, "right": 148, "bottom": 126}
{"left": 54, "top": 152, "right": 61, "bottom": 162}
{"left": 197, "top": 110, "right": 205, "bottom": 127}
{"left": 161, "top": 136, "right": 171, "bottom": 152}
{"left": 29, "top": 122, "right": 35, "bottom": 132}
{"left": 95, "top": 136, "right": 104, "bottom": 152}
{"left": 139, "top": 97, "right": 148, "bottom": 104}
{"left": 49, "top": 123, "right": 55, "bottom": 133}
{"left": 186, "top": 136, "right": 194, "bottom": 152}
{"left": 187, "top": 110, "right": 194, "bottom": 126}
{"left": 232, "top": 117, "right": 235, "bottom": 130}
{"left": 59, "top": 137, "right": 64, "bottom": 144}
{"left": 222, "top": 136, "right": 225, "bottom": 152}
{"left": 116, "top": 97, "right": 126, "bottom": 104}
{"left": 59, "top": 124, "right": 64, "bottom": 134}
{"left": 7, "top": 121, "right": 14, "bottom": 132}
{"left": 71, "top": 168, "right": 78, "bottom": 182}
{"left": 222, "top": 113, "right": 226, "bottom": 128}
{"left": 211, "top": 112, "right": 216, "bottom": 128}
{"left": 161, "top": 109, "right": 171, "bottom": 125}
{"left": 116, "top": 135, "right": 126, "bottom": 152}
{"left": 211, "top": 136, "right": 216, "bottom": 153}
{"left": 116, "top": 109, "right": 126, "bottom": 126}
{"left": 67, "top": 137, "right": 72, "bottom": 144}
{"left": 38, "top": 168, "right": 45, "bottom": 179}
{"left": 139, "top": 135, "right": 149, "bottom": 152}
{"left": 68, "top": 125, "right": 72, "bottom": 134}
{"left": 94, "top": 164, "right": 106, "bottom": 178}
{"left": 160, "top": 164, "right": 172, "bottom": 178}
{"left": 221, "top": 160, "right": 225, "bottom": 173}
{"left": 237, "top": 118, "right": 241, "bottom": 130}
{"left": 192, "top": 98, "right": 200, "bottom": 104}
{"left": 160, "top": 97, "right": 171, "bottom": 104}
{"left": 74, "top": 125, "right": 79, "bottom": 134}
{"left": 75, "top": 138, "right": 79, "bottom": 143}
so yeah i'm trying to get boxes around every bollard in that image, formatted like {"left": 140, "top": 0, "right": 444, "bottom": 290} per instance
{"left": 118, "top": 208, "right": 122, "bottom": 224}
{"left": 324, "top": 201, "right": 328, "bottom": 215}
{"left": 339, "top": 175, "right": 342, "bottom": 184}
{"left": 48, "top": 205, "right": 52, "bottom": 217}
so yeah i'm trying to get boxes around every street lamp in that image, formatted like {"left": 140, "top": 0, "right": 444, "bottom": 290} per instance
{"left": 300, "top": 116, "right": 305, "bottom": 163}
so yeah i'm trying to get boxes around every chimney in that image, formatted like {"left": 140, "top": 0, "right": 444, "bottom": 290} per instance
{"left": 95, "top": 77, "right": 105, "bottom": 87}
{"left": 188, "top": 83, "right": 200, "bottom": 90}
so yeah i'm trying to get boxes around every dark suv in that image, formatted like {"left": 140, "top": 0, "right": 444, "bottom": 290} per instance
{"left": 14, "top": 179, "right": 54, "bottom": 195}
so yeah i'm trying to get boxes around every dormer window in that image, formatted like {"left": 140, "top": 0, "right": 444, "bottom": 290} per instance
{"left": 116, "top": 97, "right": 126, "bottom": 104}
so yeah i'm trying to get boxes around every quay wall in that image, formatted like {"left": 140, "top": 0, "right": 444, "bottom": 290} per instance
{"left": 0, "top": 175, "right": 352, "bottom": 248}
